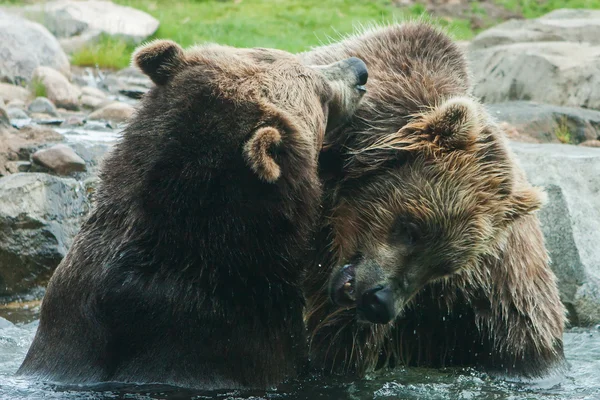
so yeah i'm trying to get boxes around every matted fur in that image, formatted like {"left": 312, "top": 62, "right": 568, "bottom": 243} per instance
{"left": 301, "top": 23, "right": 565, "bottom": 378}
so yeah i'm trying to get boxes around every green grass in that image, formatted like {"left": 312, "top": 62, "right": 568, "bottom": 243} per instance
{"left": 555, "top": 117, "right": 573, "bottom": 144}
{"left": 69, "top": 0, "right": 473, "bottom": 69}
{"left": 71, "top": 34, "right": 133, "bottom": 70}
{"left": 30, "top": 78, "right": 47, "bottom": 98}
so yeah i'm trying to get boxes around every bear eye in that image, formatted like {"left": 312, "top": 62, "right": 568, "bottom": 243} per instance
{"left": 390, "top": 218, "right": 421, "bottom": 246}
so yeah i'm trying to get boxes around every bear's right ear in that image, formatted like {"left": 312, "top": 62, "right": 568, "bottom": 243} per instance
{"left": 244, "top": 127, "right": 283, "bottom": 183}
{"left": 133, "top": 40, "right": 185, "bottom": 86}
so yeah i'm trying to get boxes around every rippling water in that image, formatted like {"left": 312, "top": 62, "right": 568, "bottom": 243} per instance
{"left": 0, "top": 307, "right": 598, "bottom": 400}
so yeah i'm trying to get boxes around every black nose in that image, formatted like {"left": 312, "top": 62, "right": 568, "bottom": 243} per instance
{"left": 359, "top": 285, "right": 394, "bottom": 324}
{"left": 346, "top": 57, "right": 368, "bottom": 86}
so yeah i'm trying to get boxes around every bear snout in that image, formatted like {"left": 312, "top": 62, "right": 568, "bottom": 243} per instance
{"left": 357, "top": 285, "right": 396, "bottom": 324}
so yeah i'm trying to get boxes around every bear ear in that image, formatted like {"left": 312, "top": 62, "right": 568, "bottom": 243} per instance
{"left": 133, "top": 40, "right": 185, "bottom": 85}
{"left": 417, "top": 97, "right": 482, "bottom": 149}
{"left": 504, "top": 186, "right": 547, "bottom": 222}
{"left": 244, "top": 127, "right": 283, "bottom": 183}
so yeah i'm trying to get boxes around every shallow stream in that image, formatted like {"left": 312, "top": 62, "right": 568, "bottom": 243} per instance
{"left": 0, "top": 304, "right": 598, "bottom": 400}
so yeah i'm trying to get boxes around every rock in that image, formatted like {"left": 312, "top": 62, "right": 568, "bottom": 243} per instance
{"left": 511, "top": 142, "right": 600, "bottom": 325}
{"left": 488, "top": 101, "right": 600, "bottom": 144}
{"left": 0, "top": 173, "right": 91, "bottom": 296}
{"left": 16, "top": 125, "right": 64, "bottom": 144}
{"left": 80, "top": 86, "right": 107, "bottom": 99}
{"left": 5, "top": 99, "right": 25, "bottom": 110}
{"left": 21, "top": 1, "right": 159, "bottom": 53}
{"left": 6, "top": 108, "right": 29, "bottom": 121}
{"left": 103, "top": 67, "right": 152, "bottom": 99}
{"left": 0, "top": 83, "right": 30, "bottom": 104}
{"left": 69, "top": 142, "right": 111, "bottom": 175}
{"left": 60, "top": 116, "right": 85, "bottom": 128}
{"left": 88, "top": 102, "right": 135, "bottom": 124}
{"left": 31, "top": 67, "right": 81, "bottom": 111}
{"left": 27, "top": 97, "right": 59, "bottom": 117}
{"left": 470, "top": 42, "right": 600, "bottom": 109}
{"left": 469, "top": 10, "right": 600, "bottom": 109}
{"left": 80, "top": 95, "right": 107, "bottom": 110}
{"left": 471, "top": 9, "right": 600, "bottom": 51}
{"left": 0, "top": 10, "right": 70, "bottom": 84}
{"left": 580, "top": 139, "right": 600, "bottom": 147}
{"left": 32, "top": 144, "right": 86, "bottom": 175}
{"left": 0, "top": 125, "right": 63, "bottom": 177}
{"left": 5, "top": 161, "right": 31, "bottom": 173}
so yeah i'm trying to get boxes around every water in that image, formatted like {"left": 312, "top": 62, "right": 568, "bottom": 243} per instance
{"left": 0, "top": 304, "right": 598, "bottom": 400}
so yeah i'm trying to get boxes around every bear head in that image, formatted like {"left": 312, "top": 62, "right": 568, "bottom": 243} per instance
{"left": 326, "top": 97, "right": 546, "bottom": 324}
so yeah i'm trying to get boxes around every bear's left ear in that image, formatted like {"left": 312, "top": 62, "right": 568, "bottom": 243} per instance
{"left": 133, "top": 40, "right": 185, "bottom": 85}
{"left": 504, "top": 186, "right": 547, "bottom": 222}
{"left": 415, "top": 96, "right": 482, "bottom": 150}
{"left": 244, "top": 127, "right": 283, "bottom": 183}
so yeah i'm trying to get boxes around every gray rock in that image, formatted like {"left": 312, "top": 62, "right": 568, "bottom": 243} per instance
{"left": 469, "top": 10, "right": 600, "bottom": 109}
{"left": 0, "top": 173, "right": 91, "bottom": 295}
{"left": 88, "top": 102, "right": 135, "bottom": 124}
{"left": 511, "top": 142, "right": 600, "bottom": 325}
{"left": 5, "top": 161, "right": 31, "bottom": 173}
{"left": 80, "top": 94, "right": 107, "bottom": 110}
{"left": 471, "top": 9, "right": 600, "bottom": 51}
{"left": 80, "top": 86, "right": 107, "bottom": 99}
{"left": 28, "top": 97, "right": 59, "bottom": 117}
{"left": 103, "top": 67, "right": 152, "bottom": 99}
{"left": 487, "top": 101, "right": 600, "bottom": 144}
{"left": 0, "top": 10, "right": 70, "bottom": 84}
{"left": 469, "top": 41, "right": 600, "bottom": 109}
{"left": 5, "top": 99, "right": 26, "bottom": 110}
{"left": 6, "top": 108, "right": 29, "bottom": 121}
{"left": 32, "top": 144, "right": 86, "bottom": 175}
{"left": 31, "top": 67, "right": 81, "bottom": 111}
{"left": 21, "top": 0, "right": 159, "bottom": 53}
{"left": 0, "top": 83, "right": 30, "bottom": 104}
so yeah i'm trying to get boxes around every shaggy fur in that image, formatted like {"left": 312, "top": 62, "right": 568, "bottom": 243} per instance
{"left": 17, "top": 40, "right": 363, "bottom": 389}
{"left": 301, "top": 23, "right": 566, "bottom": 378}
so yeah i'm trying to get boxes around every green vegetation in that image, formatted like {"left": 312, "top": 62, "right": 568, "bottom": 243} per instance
{"left": 71, "top": 34, "right": 132, "bottom": 70}
{"left": 555, "top": 117, "right": 573, "bottom": 144}
{"left": 70, "top": 0, "right": 474, "bottom": 69}
{"left": 20, "top": 0, "right": 600, "bottom": 69}
{"left": 30, "top": 78, "right": 47, "bottom": 98}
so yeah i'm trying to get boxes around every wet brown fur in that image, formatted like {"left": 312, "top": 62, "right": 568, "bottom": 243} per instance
{"left": 301, "top": 23, "right": 566, "bottom": 378}
{"left": 18, "top": 41, "right": 337, "bottom": 389}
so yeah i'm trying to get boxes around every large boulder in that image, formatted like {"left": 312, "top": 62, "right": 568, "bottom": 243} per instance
{"left": 21, "top": 0, "right": 159, "bottom": 53}
{"left": 30, "top": 67, "right": 81, "bottom": 111}
{"left": 470, "top": 9, "right": 600, "bottom": 50}
{"left": 488, "top": 101, "right": 600, "bottom": 144}
{"left": 470, "top": 41, "right": 600, "bottom": 108}
{"left": 0, "top": 10, "right": 70, "bottom": 84}
{"left": 0, "top": 173, "right": 91, "bottom": 296}
{"left": 511, "top": 142, "right": 600, "bottom": 325}
{"left": 469, "top": 9, "right": 600, "bottom": 109}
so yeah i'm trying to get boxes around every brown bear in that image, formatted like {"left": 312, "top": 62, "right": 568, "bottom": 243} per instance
{"left": 301, "top": 23, "right": 566, "bottom": 378}
{"left": 17, "top": 40, "right": 368, "bottom": 389}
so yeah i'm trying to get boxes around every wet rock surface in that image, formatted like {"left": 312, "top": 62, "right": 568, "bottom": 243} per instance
{"left": 0, "top": 173, "right": 92, "bottom": 296}
{"left": 32, "top": 144, "right": 86, "bottom": 176}
{"left": 512, "top": 142, "right": 600, "bottom": 325}
{"left": 488, "top": 101, "right": 600, "bottom": 144}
